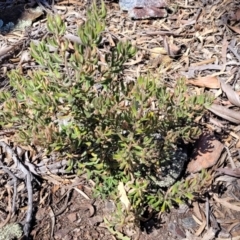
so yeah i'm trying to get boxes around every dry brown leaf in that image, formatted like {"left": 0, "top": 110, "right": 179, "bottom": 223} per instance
{"left": 221, "top": 36, "right": 228, "bottom": 64}
{"left": 0, "top": 45, "right": 14, "bottom": 57}
{"left": 220, "top": 80, "right": 240, "bottom": 107}
{"left": 149, "top": 47, "right": 173, "bottom": 69}
{"left": 192, "top": 214, "right": 202, "bottom": 225}
{"left": 228, "top": 44, "right": 240, "bottom": 62}
{"left": 39, "top": 191, "right": 49, "bottom": 206}
{"left": 215, "top": 175, "right": 237, "bottom": 185}
{"left": 187, "top": 133, "right": 224, "bottom": 173}
{"left": 195, "top": 219, "right": 206, "bottom": 237}
{"left": 208, "top": 104, "right": 240, "bottom": 124}
{"left": 107, "top": 33, "right": 116, "bottom": 47}
{"left": 192, "top": 202, "right": 204, "bottom": 222}
{"left": 183, "top": 227, "right": 215, "bottom": 240}
{"left": 216, "top": 168, "right": 240, "bottom": 178}
{"left": 187, "top": 76, "right": 220, "bottom": 89}
{"left": 213, "top": 195, "right": 240, "bottom": 212}
{"left": 48, "top": 206, "right": 55, "bottom": 239}
{"left": 230, "top": 131, "right": 239, "bottom": 143}
{"left": 168, "top": 43, "right": 182, "bottom": 57}
{"left": 149, "top": 47, "right": 167, "bottom": 58}
{"left": 233, "top": 8, "right": 240, "bottom": 20}
{"left": 191, "top": 58, "right": 216, "bottom": 67}
{"left": 52, "top": 185, "right": 60, "bottom": 194}
{"left": 162, "top": 36, "right": 182, "bottom": 57}
{"left": 189, "top": 64, "right": 222, "bottom": 72}
{"left": 58, "top": 0, "right": 83, "bottom": 6}
{"left": 148, "top": 56, "right": 163, "bottom": 68}
{"left": 201, "top": 228, "right": 216, "bottom": 240}
{"left": 227, "top": 24, "right": 240, "bottom": 34}
{"left": 42, "top": 174, "right": 71, "bottom": 185}
{"left": 216, "top": 236, "right": 240, "bottom": 240}
{"left": 161, "top": 55, "right": 173, "bottom": 67}
{"left": 236, "top": 137, "right": 240, "bottom": 148}
{"left": 118, "top": 182, "right": 130, "bottom": 211}
{"left": 183, "top": 230, "right": 199, "bottom": 240}
{"left": 227, "top": 221, "right": 240, "bottom": 234}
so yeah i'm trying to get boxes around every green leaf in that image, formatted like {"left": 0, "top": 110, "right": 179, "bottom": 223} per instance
{"left": 184, "top": 192, "right": 194, "bottom": 200}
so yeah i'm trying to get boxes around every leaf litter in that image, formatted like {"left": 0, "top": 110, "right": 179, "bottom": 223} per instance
{"left": 1, "top": 0, "right": 240, "bottom": 239}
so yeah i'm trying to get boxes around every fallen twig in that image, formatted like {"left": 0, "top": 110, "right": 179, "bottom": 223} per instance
{"left": 0, "top": 164, "right": 18, "bottom": 215}
{"left": 0, "top": 141, "right": 34, "bottom": 238}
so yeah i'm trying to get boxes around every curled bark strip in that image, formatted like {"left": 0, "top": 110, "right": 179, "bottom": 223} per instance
{"left": 228, "top": 45, "right": 240, "bottom": 62}
{"left": 216, "top": 168, "right": 240, "bottom": 178}
{"left": 0, "top": 164, "right": 18, "bottom": 216}
{"left": 207, "top": 104, "right": 240, "bottom": 124}
{"left": 73, "top": 203, "right": 95, "bottom": 218}
{"left": 84, "top": 203, "right": 95, "bottom": 218}
{"left": 54, "top": 190, "right": 72, "bottom": 217}
{"left": 220, "top": 80, "right": 240, "bottom": 108}
{"left": 0, "top": 142, "right": 34, "bottom": 238}
{"left": 36, "top": 159, "right": 67, "bottom": 175}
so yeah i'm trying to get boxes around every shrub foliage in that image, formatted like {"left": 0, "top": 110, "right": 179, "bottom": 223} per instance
{"left": 0, "top": 1, "right": 212, "bottom": 219}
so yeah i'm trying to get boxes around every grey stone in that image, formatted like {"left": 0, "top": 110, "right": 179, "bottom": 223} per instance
{"left": 119, "top": 0, "right": 168, "bottom": 19}
{"left": 119, "top": 0, "right": 166, "bottom": 11}
{"left": 149, "top": 148, "right": 188, "bottom": 187}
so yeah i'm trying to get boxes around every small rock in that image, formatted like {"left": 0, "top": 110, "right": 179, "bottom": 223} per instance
{"left": 35, "top": 208, "right": 46, "bottom": 220}
{"left": 180, "top": 216, "right": 198, "bottom": 229}
{"left": 88, "top": 215, "right": 103, "bottom": 226}
{"left": 168, "top": 222, "right": 186, "bottom": 239}
{"left": 119, "top": 0, "right": 167, "bottom": 19}
{"left": 178, "top": 204, "right": 189, "bottom": 214}
{"left": 67, "top": 212, "right": 78, "bottom": 222}
{"left": 104, "top": 200, "right": 116, "bottom": 213}
{"left": 54, "top": 228, "right": 69, "bottom": 239}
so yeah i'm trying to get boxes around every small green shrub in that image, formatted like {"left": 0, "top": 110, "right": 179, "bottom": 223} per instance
{"left": 0, "top": 1, "right": 212, "bottom": 222}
